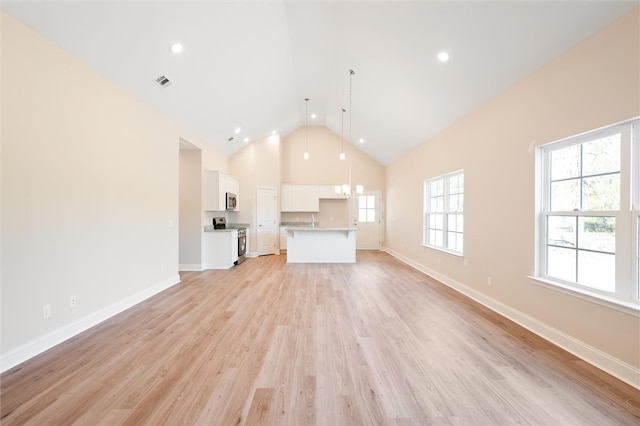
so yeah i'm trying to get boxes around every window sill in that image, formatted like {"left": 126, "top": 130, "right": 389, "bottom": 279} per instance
{"left": 528, "top": 276, "right": 640, "bottom": 317}
{"left": 421, "top": 244, "right": 464, "bottom": 259}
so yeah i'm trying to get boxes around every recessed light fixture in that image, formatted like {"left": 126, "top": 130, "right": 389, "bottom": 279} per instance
{"left": 271, "top": 130, "right": 278, "bottom": 135}
{"left": 438, "top": 51, "right": 449, "bottom": 62}
{"left": 359, "top": 138, "right": 365, "bottom": 144}
{"left": 243, "top": 137, "right": 250, "bottom": 143}
{"left": 311, "top": 113, "right": 317, "bottom": 119}
{"left": 170, "top": 43, "right": 183, "bottom": 54}
{"left": 234, "top": 127, "right": 242, "bottom": 134}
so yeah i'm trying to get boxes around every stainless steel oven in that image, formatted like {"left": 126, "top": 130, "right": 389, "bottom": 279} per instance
{"left": 236, "top": 227, "right": 247, "bottom": 264}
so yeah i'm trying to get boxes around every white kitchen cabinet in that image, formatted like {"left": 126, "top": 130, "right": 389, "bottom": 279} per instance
{"left": 281, "top": 184, "right": 319, "bottom": 212}
{"left": 204, "top": 170, "right": 240, "bottom": 211}
{"left": 318, "top": 185, "right": 348, "bottom": 199}
{"left": 203, "top": 229, "right": 238, "bottom": 269}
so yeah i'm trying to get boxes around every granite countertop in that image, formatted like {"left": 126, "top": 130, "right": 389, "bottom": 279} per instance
{"left": 204, "top": 226, "right": 236, "bottom": 232}
{"left": 280, "top": 222, "right": 314, "bottom": 228}
{"left": 204, "top": 223, "right": 250, "bottom": 232}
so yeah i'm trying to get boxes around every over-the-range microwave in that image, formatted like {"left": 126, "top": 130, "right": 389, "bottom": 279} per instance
{"left": 225, "top": 192, "right": 237, "bottom": 210}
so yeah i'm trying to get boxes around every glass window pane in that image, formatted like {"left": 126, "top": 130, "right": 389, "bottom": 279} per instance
{"left": 582, "top": 134, "right": 620, "bottom": 176}
{"left": 578, "top": 217, "right": 615, "bottom": 253}
{"left": 447, "top": 232, "right": 458, "bottom": 251}
{"left": 435, "top": 230, "right": 443, "bottom": 246}
{"left": 429, "top": 229, "right": 443, "bottom": 246}
{"left": 547, "top": 246, "right": 576, "bottom": 282}
{"left": 359, "top": 209, "right": 366, "bottom": 222}
{"left": 448, "top": 174, "right": 462, "bottom": 193}
{"left": 367, "top": 195, "right": 375, "bottom": 208}
{"left": 366, "top": 210, "right": 375, "bottom": 222}
{"left": 551, "top": 179, "right": 580, "bottom": 211}
{"left": 548, "top": 216, "right": 576, "bottom": 247}
{"left": 430, "top": 180, "right": 443, "bottom": 196}
{"left": 359, "top": 195, "right": 367, "bottom": 209}
{"left": 449, "top": 193, "right": 463, "bottom": 212}
{"left": 551, "top": 145, "right": 580, "bottom": 180}
{"left": 448, "top": 214, "right": 463, "bottom": 233}
{"left": 582, "top": 174, "right": 620, "bottom": 211}
{"left": 430, "top": 214, "right": 443, "bottom": 230}
{"left": 578, "top": 251, "right": 615, "bottom": 292}
{"left": 431, "top": 196, "right": 444, "bottom": 212}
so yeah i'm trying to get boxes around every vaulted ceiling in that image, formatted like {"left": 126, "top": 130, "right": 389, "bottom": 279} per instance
{"left": 2, "top": 1, "right": 637, "bottom": 165}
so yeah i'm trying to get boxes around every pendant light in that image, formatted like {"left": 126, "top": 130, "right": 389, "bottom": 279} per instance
{"left": 303, "top": 97, "right": 310, "bottom": 160}
{"left": 340, "top": 108, "right": 346, "bottom": 160}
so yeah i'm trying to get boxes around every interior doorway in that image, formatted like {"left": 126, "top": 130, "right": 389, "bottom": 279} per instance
{"left": 350, "top": 190, "right": 382, "bottom": 250}
{"left": 178, "top": 138, "right": 203, "bottom": 271}
{"left": 256, "top": 186, "right": 278, "bottom": 255}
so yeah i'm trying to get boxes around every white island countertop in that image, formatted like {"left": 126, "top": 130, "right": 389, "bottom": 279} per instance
{"left": 284, "top": 226, "right": 356, "bottom": 232}
{"left": 286, "top": 227, "right": 356, "bottom": 263}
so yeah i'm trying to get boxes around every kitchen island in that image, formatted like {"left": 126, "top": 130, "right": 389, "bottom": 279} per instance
{"left": 286, "top": 227, "right": 357, "bottom": 263}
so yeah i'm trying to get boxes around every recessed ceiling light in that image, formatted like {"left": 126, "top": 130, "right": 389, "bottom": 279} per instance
{"left": 438, "top": 51, "right": 449, "bottom": 62}
{"left": 311, "top": 114, "right": 317, "bottom": 119}
{"left": 170, "top": 43, "right": 183, "bottom": 54}
{"left": 359, "top": 138, "right": 365, "bottom": 144}
{"left": 271, "top": 130, "right": 278, "bottom": 135}
{"left": 243, "top": 137, "right": 250, "bottom": 143}
{"left": 234, "top": 127, "right": 242, "bottom": 134}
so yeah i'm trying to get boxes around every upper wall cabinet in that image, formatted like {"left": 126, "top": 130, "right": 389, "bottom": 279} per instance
{"left": 204, "top": 170, "right": 240, "bottom": 211}
{"left": 318, "top": 185, "right": 348, "bottom": 200}
{"left": 281, "top": 184, "right": 319, "bottom": 212}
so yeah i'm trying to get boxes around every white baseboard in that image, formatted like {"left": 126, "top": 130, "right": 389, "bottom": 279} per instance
{"left": 179, "top": 264, "right": 203, "bottom": 271}
{"left": 1, "top": 274, "right": 181, "bottom": 373}
{"left": 381, "top": 247, "right": 640, "bottom": 390}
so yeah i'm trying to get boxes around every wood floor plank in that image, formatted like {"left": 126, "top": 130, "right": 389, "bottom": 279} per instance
{"left": 1, "top": 252, "right": 638, "bottom": 425}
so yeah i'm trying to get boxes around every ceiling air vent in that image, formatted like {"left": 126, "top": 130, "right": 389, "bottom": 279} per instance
{"left": 155, "top": 75, "right": 171, "bottom": 87}
{"left": 227, "top": 136, "right": 234, "bottom": 142}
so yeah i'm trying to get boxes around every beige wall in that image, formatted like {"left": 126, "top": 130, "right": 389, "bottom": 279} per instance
{"left": 282, "top": 126, "right": 385, "bottom": 192}
{"left": 179, "top": 149, "right": 202, "bottom": 268}
{"left": 0, "top": 12, "right": 226, "bottom": 368}
{"left": 281, "top": 126, "right": 386, "bottom": 229}
{"left": 229, "top": 134, "right": 281, "bottom": 254}
{"left": 385, "top": 7, "right": 640, "bottom": 376}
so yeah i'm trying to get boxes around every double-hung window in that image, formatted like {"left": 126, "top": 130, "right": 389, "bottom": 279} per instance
{"left": 423, "top": 170, "right": 464, "bottom": 255}
{"left": 537, "top": 118, "right": 639, "bottom": 308}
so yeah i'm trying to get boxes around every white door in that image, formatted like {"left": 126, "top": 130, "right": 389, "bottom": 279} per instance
{"left": 350, "top": 191, "right": 381, "bottom": 250}
{"left": 257, "top": 187, "right": 278, "bottom": 256}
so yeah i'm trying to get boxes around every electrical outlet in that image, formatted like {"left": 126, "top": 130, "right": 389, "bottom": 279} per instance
{"left": 70, "top": 295, "right": 77, "bottom": 308}
{"left": 488, "top": 276, "right": 492, "bottom": 286}
{"left": 43, "top": 304, "right": 51, "bottom": 319}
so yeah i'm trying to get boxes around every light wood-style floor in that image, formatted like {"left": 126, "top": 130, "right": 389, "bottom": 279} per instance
{"left": 2, "top": 252, "right": 639, "bottom": 425}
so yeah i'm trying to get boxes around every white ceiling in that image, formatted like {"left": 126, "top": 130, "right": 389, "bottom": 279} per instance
{"left": 3, "top": 1, "right": 638, "bottom": 165}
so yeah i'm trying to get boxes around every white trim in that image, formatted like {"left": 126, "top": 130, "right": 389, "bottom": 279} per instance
{"left": 421, "top": 243, "right": 464, "bottom": 259}
{"left": 381, "top": 246, "right": 640, "bottom": 390}
{"left": 529, "top": 276, "right": 639, "bottom": 316}
{"left": 1, "top": 275, "right": 181, "bottom": 373}
{"left": 179, "top": 264, "right": 203, "bottom": 271}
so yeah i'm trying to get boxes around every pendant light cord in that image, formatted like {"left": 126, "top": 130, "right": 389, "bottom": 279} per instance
{"left": 349, "top": 70, "right": 354, "bottom": 145}
{"left": 305, "top": 98, "right": 309, "bottom": 155}
{"left": 341, "top": 108, "right": 345, "bottom": 155}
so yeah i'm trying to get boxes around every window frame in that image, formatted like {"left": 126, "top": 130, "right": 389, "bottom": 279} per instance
{"left": 533, "top": 118, "right": 639, "bottom": 313}
{"left": 423, "top": 170, "right": 464, "bottom": 257}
